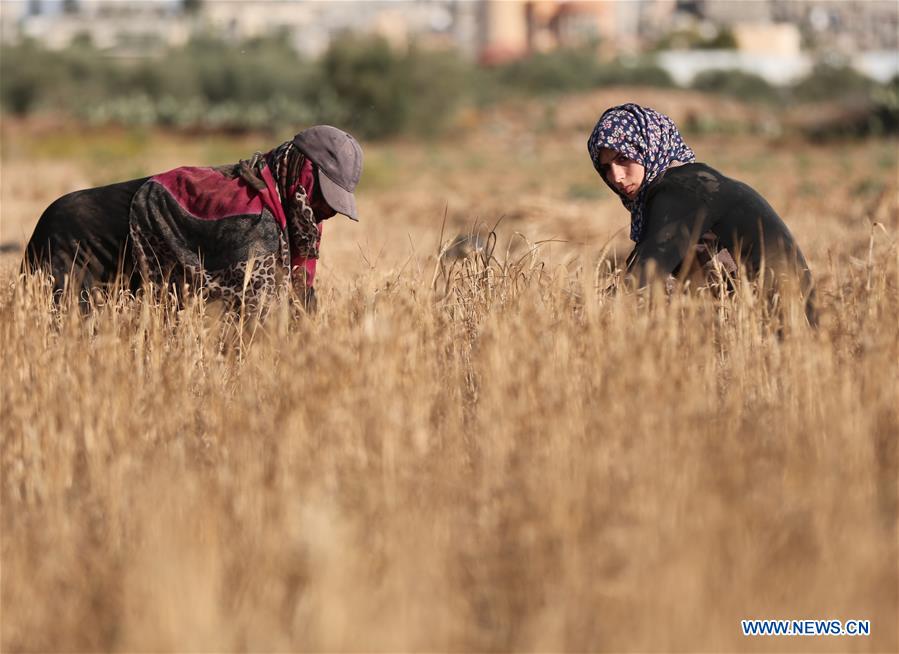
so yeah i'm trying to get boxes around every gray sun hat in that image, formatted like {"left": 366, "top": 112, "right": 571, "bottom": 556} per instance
{"left": 293, "top": 125, "right": 363, "bottom": 221}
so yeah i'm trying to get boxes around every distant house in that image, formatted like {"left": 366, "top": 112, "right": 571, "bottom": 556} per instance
{"left": 731, "top": 23, "right": 801, "bottom": 57}
{"left": 477, "top": 0, "right": 650, "bottom": 65}
{"left": 5, "top": 0, "right": 456, "bottom": 58}
{"left": 10, "top": 0, "right": 189, "bottom": 55}
{"left": 3, "top": 0, "right": 896, "bottom": 72}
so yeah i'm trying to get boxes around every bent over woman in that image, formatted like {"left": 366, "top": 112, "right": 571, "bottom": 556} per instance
{"left": 587, "top": 103, "right": 815, "bottom": 322}
{"left": 24, "top": 125, "right": 363, "bottom": 311}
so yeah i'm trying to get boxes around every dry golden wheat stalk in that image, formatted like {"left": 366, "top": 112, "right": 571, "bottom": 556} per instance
{"left": 1, "top": 231, "right": 896, "bottom": 651}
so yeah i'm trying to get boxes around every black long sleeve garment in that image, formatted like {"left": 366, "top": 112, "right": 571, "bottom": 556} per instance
{"left": 24, "top": 177, "right": 148, "bottom": 295}
{"left": 626, "top": 163, "right": 814, "bottom": 299}
{"left": 23, "top": 175, "right": 319, "bottom": 310}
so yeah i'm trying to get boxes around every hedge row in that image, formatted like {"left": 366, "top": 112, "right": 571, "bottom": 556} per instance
{"left": 1, "top": 34, "right": 895, "bottom": 138}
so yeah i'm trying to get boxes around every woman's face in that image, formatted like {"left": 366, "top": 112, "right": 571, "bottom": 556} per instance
{"left": 597, "top": 147, "right": 645, "bottom": 199}
{"left": 310, "top": 176, "right": 336, "bottom": 222}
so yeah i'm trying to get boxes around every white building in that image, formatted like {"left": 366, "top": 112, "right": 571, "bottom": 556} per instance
{"left": 3, "top": 0, "right": 456, "bottom": 57}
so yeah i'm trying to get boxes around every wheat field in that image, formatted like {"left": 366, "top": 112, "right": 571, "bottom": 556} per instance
{"left": 1, "top": 91, "right": 897, "bottom": 652}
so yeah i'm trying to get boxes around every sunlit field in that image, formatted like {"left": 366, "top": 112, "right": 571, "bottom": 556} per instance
{"left": 1, "top": 89, "right": 897, "bottom": 652}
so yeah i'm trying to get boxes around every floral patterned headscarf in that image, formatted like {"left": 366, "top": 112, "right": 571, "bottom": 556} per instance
{"left": 587, "top": 103, "right": 695, "bottom": 243}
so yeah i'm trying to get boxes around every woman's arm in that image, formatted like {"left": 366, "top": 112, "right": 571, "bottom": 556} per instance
{"left": 290, "top": 223, "right": 323, "bottom": 310}
{"left": 627, "top": 185, "right": 714, "bottom": 287}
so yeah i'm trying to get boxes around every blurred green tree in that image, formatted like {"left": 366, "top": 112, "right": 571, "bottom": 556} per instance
{"left": 315, "top": 35, "right": 468, "bottom": 138}
{"left": 182, "top": 0, "right": 203, "bottom": 15}
{"left": 691, "top": 69, "right": 780, "bottom": 103}
{"left": 792, "top": 62, "right": 875, "bottom": 103}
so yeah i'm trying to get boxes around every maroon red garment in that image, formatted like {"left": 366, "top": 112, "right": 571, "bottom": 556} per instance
{"left": 147, "top": 157, "right": 321, "bottom": 288}
{"left": 25, "top": 138, "right": 328, "bottom": 312}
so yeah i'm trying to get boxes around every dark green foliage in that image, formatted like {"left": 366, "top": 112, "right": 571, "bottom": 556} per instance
{"left": 691, "top": 69, "right": 780, "bottom": 103}
{"left": 787, "top": 64, "right": 896, "bottom": 138}
{"left": 314, "top": 35, "right": 472, "bottom": 138}
{"left": 689, "top": 64, "right": 896, "bottom": 137}
{"left": 401, "top": 45, "right": 471, "bottom": 136}
{"left": 697, "top": 28, "right": 737, "bottom": 50}
{"left": 318, "top": 35, "right": 411, "bottom": 138}
{"left": 0, "top": 35, "right": 470, "bottom": 139}
{"left": 0, "top": 42, "right": 49, "bottom": 114}
{"left": 489, "top": 48, "right": 673, "bottom": 96}
{"left": 494, "top": 47, "right": 601, "bottom": 94}
{"left": 178, "top": 34, "right": 313, "bottom": 105}
{"left": 791, "top": 62, "right": 875, "bottom": 103}
{"left": 0, "top": 37, "right": 673, "bottom": 136}
{"left": 593, "top": 57, "right": 674, "bottom": 88}
{"left": 0, "top": 37, "right": 679, "bottom": 134}
{"left": 19, "top": 36, "right": 864, "bottom": 138}
{"left": 870, "top": 75, "right": 899, "bottom": 134}
{"left": 182, "top": 0, "right": 203, "bottom": 15}
{"left": 0, "top": 38, "right": 115, "bottom": 114}
{"left": 1, "top": 35, "right": 319, "bottom": 132}
{"left": 653, "top": 27, "right": 737, "bottom": 51}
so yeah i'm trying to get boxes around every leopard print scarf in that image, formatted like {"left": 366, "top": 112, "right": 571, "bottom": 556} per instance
{"left": 131, "top": 143, "right": 320, "bottom": 313}
{"left": 233, "top": 141, "right": 321, "bottom": 260}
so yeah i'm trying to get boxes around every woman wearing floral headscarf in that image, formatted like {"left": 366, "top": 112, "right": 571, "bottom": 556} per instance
{"left": 588, "top": 103, "right": 815, "bottom": 321}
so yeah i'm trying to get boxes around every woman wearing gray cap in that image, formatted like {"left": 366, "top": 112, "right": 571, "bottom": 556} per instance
{"left": 24, "top": 125, "right": 363, "bottom": 312}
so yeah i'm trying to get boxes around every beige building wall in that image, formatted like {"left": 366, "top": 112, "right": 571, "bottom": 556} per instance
{"left": 733, "top": 22, "right": 801, "bottom": 57}
{"left": 203, "top": 2, "right": 310, "bottom": 39}
{"left": 481, "top": 0, "right": 529, "bottom": 60}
